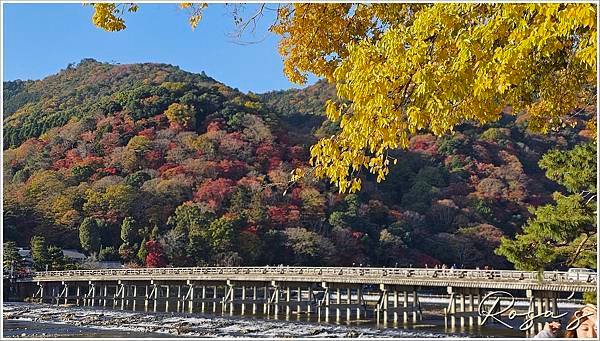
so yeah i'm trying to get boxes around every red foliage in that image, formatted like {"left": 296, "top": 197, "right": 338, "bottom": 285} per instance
{"left": 150, "top": 113, "right": 167, "bottom": 125}
{"left": 409, "top": 134, "right": 438, "bottom": 155}
{"left": 267, "top": 206, "right": 287, "bottom": 226}
{"left": 145, "top": 240, "right": 167, "bottom": 268}
{"left": 474, "top": 161, "right": 494, "bottom": 176}
{"left": 288, "top": 145, "right": 305, "bottom": 160}
{"left": 290, "top": 159, "right": 304, "bottom": 169}
{"left": 267, "top": 157, "right": 282, "bottom": 171}
{"left": 158, "top": 162, "right": 178, "bottom": 175}
{"left": 99, "top": 132, "right": 120, "bottom": 154}
{"left": 217, "top": 159, "right": 248, "bottom": 179}
{"left": 81, "top": 131, "right": 96, "bottom": 143}
{"left": 206, "top": 121, "right": 222, "bottom": 132}
{"left": 162, "top": 165, "right": 187, "bottom": 178}
{"left": 267, "top": 205, "right": 300, "bottom": 226}
{"left": 256, "top": 143, "right": 279, "bottom": 162}
{"left": 121, "top": 117, "right": 136, "bottom": 135}
{"left": 288, "top": 205, "right": 301, "bottom": 222}
{"left": 236, "top": 176, "right": 262, "bottom": 192}
{"left": 388, "top": 210, "right": 403, "bottom": 220}
{"left": 96, "top": 167, "right": 118, "bottom": 176}
{"left": 220, "top": 132, "right": 246, "bottom": 154}
{"left": 80, "top": 156, "right": 104, "bottom": 167}
{"left": 412, "top": 252, "right": 441, "bottom": 267}
{"left": 138, "top": 127, "right": 156, "bottom": 139}
{"left": 351, "top": 231, "right": 364, "bottom": 239}
{"left": 144, "top": 150, "right": 164, "bottom": 167}
{"left": 290, "top": 187, "right": 303, "bottom": 203}
{"left": 243, "top": 225, "right": 258, "bottom": 234}
{"left": 53, "top": 149, "right": 82, "bottom": 170}
{"left": 194, "top": 178, "right": 235, "bottom": 210}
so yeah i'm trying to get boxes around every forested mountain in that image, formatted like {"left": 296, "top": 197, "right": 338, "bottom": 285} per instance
{"left": 3, "top": 59, "right": 594, "bottom": 270}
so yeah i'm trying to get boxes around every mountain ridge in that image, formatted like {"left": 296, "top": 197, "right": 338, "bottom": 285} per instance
{"left": 3, "top": 59, "right": 592, "bottom": 270}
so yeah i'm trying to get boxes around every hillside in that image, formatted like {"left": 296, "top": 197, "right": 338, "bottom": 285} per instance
{"left": 3, "top": 59, "right": 593, "bottom": 269}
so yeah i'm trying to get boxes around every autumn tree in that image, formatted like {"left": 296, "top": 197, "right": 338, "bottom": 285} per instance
{"left": 165, "top": 102, "right": 195, "bottom": 130}
{"left": 145, "top": 240, "right": 167, "bottom": 268}
{"left": 91, "top": 3, "right": 596, "bottom": 192}
{"left": 497, "top": 142, "right": 597, "bottom": 270}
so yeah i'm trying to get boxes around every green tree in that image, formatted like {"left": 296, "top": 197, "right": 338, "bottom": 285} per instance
{"left": 47, "top": 245, "right": 65, "bottom": 270}
{"left": 208, "top": 216, "right": 241, "bottom": 253}
{"left": 79, "top": 217, "right": 102, "bottom": 254}
{"left": 161, "top": 228, "right": 189, "bottom": 266}
{"left": 151, "top": 225, "right": 160, "bottom": 240}
{"left": 30, "top": 236, "right": 49, "bottom": 271}
{"left": 497, "top": 142, "right": 597, "bottom": 270}
{"left": 71, "top": 165, "right": 95, "bottom": 183}
{"left": 283, "top": 227, "right": 337, "bottom": 265}
{"left": 120, "top": 217, "right": 136, "bottom": 244}
{"left": 118, "top": 243, "right": 136, "bottom": 263}
{"left": 137, "top": 237, "right": 148, "bottom": 264}
{"left": 167, "top": 203, "right": 214, "bottom": 265}
{"left": 3, "top": 241, "right": 22, "bottom": 272}
{"left": 98, "top": 246, "right": 120, "bottom": 261}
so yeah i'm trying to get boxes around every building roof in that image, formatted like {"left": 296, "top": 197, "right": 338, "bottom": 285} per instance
{"left": 62, "top": 249, "right": 87, "bottom": 260}
{"left": 17, "top": 248, "right": 87, "bottom": 260}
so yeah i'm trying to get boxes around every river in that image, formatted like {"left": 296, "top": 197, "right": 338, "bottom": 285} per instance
{"left": 3, "top": 299, "right": 559, "bottom": 338}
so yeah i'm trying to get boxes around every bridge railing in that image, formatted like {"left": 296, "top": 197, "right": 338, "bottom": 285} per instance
{"left": 24, "top": 267, "right": 596, "bottom": 283}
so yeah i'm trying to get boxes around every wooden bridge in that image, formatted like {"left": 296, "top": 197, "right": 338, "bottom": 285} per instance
{"left": 10, "top": 266, "right": 597, "bottom": 335}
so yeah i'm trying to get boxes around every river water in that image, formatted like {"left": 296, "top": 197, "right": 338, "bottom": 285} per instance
{"left": 3, "top": 300, "right": 577, "bottom": 338}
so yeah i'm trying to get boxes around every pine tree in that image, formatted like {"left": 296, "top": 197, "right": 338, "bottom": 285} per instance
{"left": 151, "top": 225, "right": 159, "bottom": 241}
{"left": 30, "top": 236, "right": 49, "bottom": 271}
{"left": 3, "top": 241, "right": 22, "bottom": 272}
{"left": 120, "top": 217, "right": 136, "bottom": 244}
{"left": 137, "top": 238, "right": 148, "bottom": 264}
{"left": 47, "top": 246, "right": 65, "bottom": 270}
{"left": 497, "top": 142, "right": 597, "bottom": 270}
{"left": 79, "top": 217, "right": 101, "bottom": 254}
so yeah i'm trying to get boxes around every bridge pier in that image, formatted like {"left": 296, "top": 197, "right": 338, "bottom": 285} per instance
{"left": 319, "top": 282, "right": 365, "bottom": 323}
{"left": 76, "top": 285, "right": 81, "bottom": 306}
{"left": 86, "top": 282, "right": 96, "bottom": 306}
{"left": 525, "top": 290, "right": 562, "bottom": 336}
{"left": 377, "top": 285, "right": 421, "bottom": 325}
{"left": 445, "top": 287, "right": 480, "bottom": 330}
{"left": 263, "top": 285, "right": 269, "bottom": 314}
{"left": 252, "top": 285, "right": 257, "bottom": 314}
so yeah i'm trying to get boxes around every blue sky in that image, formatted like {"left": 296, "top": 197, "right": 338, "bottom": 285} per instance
{"left": 3, "top": 3, "right": 316, "bottom": 93}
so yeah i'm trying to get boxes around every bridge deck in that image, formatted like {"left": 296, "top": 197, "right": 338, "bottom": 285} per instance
{"left": 16, "top": 267, "right": 597, "bottom": 292}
